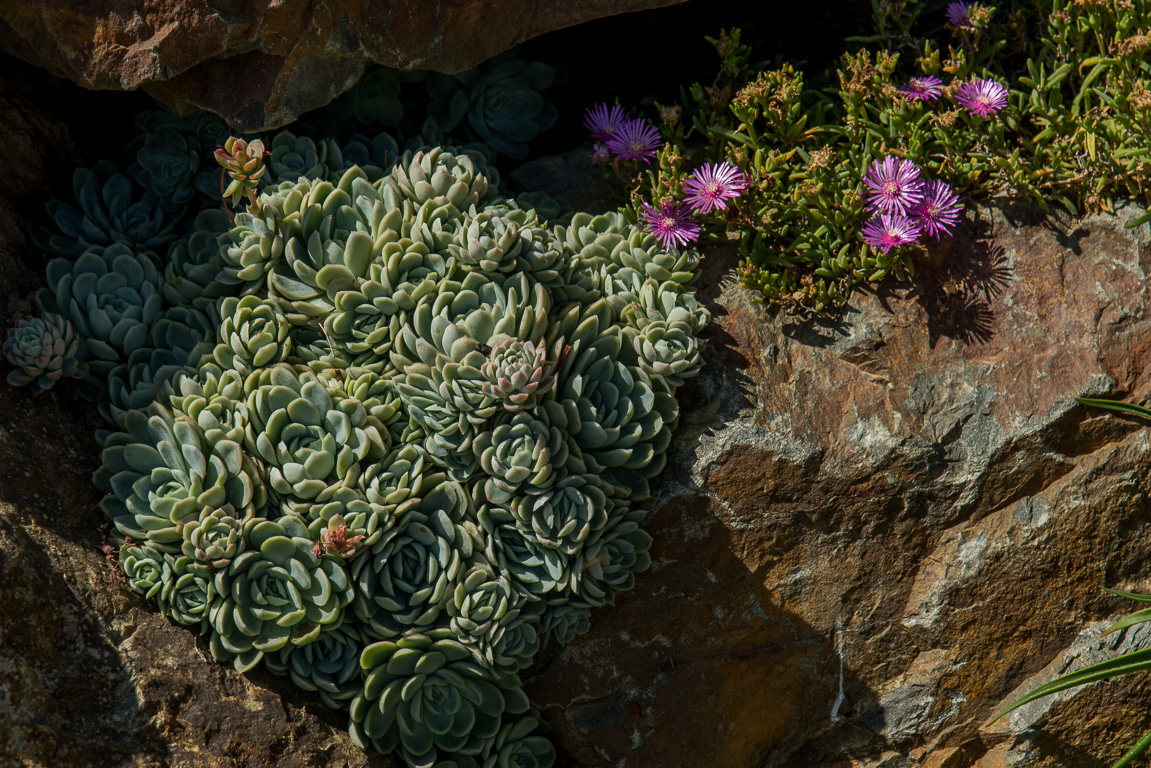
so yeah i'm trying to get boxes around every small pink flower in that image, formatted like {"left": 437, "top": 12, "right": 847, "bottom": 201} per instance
{"left": 591, "top": 143, "right": 612, "bottom": 164}
{"left": 862, "top": 212, "right": 921, "bottom": 253}
{"left": 899, "top": 76, "right": 944, "bottom": 101}
{"left": 909, "top": 180, "right": 963, "bottom": 240}
{"left": 606, "top": 119, "right": 662, "bottom": 162}
{"left": 863, "top": 156, "right": 924, "bottom": 216}
{"left": 683, "top": 162, "right": 748, "bottom": 214}
{"left": 639, "top": 200, "right": 700, "bottom": 251}
{"left": 583, "top": 103, "right": 628, "bottom": 143}
{"left": 955, "top": 78, "right": 1008, "bottom": 117}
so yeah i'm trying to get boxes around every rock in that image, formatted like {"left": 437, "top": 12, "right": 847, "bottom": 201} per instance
{"left": 524, "top": 200, "right": 1151, "bottom": 767}
{"left": 0, "top": 0, "right": 687, "bottom": 132}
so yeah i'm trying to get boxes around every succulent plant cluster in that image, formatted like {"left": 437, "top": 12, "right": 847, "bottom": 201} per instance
{"left": 20, "top": 110, "right": 706, "bottom": 764}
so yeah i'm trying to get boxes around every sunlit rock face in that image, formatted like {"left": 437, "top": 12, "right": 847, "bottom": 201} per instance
{"left": 0, "top": 0, "right": 687, "bottom": 132}
{"left": 524, "top": 202, "right": 1151, "bottom": 768}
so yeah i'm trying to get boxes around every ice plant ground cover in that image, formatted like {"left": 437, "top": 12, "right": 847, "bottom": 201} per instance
{"left": 2, "top": 52, "right": 713, "bottom": 767}
{"left": 583, "top": 1, "right": 1151, "bottom": 313}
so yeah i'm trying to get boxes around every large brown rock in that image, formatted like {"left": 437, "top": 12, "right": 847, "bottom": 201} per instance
{"left": 0, "top": 0, "right": 686, "bottom": 132}
{"left": 523, "top": 202, "right": 1151, "bottom": 767}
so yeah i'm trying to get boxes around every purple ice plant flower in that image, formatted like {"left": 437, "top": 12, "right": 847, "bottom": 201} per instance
{"left": 583, "top": 103, "right": 628, "bottom": 143}
{"left": 606, "top": 118, "right": 662, "bottom": 162}
{"left": 683, "top": 161, "right": 748, "bottom": 214}
{"left": 862, "top": 212, "right": 922, "bottom": 253}
{"left": 955, "top": 78, "right": 1008, "bottom": 117}
{"left": 863, "top": 155, "right": 924, "bottom": 216}
{"left": 639, "top": 200, "right": 701, "bottom": 251}
{"left": 591, "top": 143, "right": 612, "bottom": 164}
{"left": 909, "top": 180, "right": 963, "bottom": 240}
{"left": 899, "top": 76, "right": 944, "bottom": 101}
{"left": 945, "top": 1, "right": 977, "bottom": 27}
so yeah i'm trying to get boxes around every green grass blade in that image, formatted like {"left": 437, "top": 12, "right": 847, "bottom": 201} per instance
{"left": 1112, "top": 723, "right": 1151, "bottom": 768}
{"left": 1105, "top": 607, "right": 1151, "bottom": 635}
{"left": 1075, "top": 397, "right": 1151, "bottom": 421}
{"left": 1104, "top": 587, "right": 1151, "bottom": 604}
{"left": 989, "top": 649, "right": 1151, "bottom": 723}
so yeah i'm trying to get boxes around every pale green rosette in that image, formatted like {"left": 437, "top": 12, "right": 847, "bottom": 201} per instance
{"left": 481, "top": 709, "right": 555, "bottom": 768}
{"left": 349, "top": 482, "right": 474, "bottom": 639}
{"left": 569, "top": 507, "right": 652, "bottom": 607}
{"left": 348, "top": 628, "right": 530, "bottom": 765}
{"left": 474, "top": 489, "right": 570, "bottom": 599}
{"left": 178, "top": 504, "right": 247, "bottom": 573}
{"left": 169, "top": 363, "right": 249, "bottom": 445}
{"left": 95, "top": 402, "right": 266, "bottom": 551}
{"left": 214, "top": 295, "right": 292, "bottom": 374}
{"left": 160, "top": 554, "right": 219, "bottom": 631}
{"left": 209, "top": 517, "right": 353, "bottom": 673}
{"left": 386, "top": 147, "right": 493, "bottom": 211}
{"left": 479, "top": 339, "right": 556, "bottom": 414}
{"left": 509, "top": 473, "right": 610, "bottom": 557}
{"left": 473, "top": 409, "right": 575, "bottom": 505}
{"left": 264, "top": 621, "right": 366, "bottom": 710}
{"left": 448, "top": 565, "right": 540, "bottom": 676}
{"left": 242, "top": 364, "right": 388, "bottom": 511}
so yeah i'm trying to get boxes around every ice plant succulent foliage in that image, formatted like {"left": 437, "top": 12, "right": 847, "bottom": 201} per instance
{"left": 26, "top": 87, "right": 706, "bottom": 767}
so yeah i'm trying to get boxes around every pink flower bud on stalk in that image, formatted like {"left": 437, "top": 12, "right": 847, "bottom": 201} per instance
{"left": 214, "top": 137, "right": 268, "bottom": 217}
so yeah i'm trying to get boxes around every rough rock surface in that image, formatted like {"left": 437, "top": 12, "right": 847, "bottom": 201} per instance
{"left": 522, "top": 201, "right": 1151, "bottom": 767}
{"left": 0, "top": 0, "right": 686, "bottom": 132}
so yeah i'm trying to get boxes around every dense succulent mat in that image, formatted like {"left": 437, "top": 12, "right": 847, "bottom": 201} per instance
{"left": 12, "top": 118, "right": 706, "bottom": 765}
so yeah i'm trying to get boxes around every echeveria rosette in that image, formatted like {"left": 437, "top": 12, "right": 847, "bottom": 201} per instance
{"left": 119, "top": 542, "right": 169, "bottom": 601}
{"left": 349, "top": 481, "right": 474, "bottom": 639}
{"left": 131, "top": 124, "right": 201, "bottom": 211}
{"left": 450, "top": 207, "right": 536, "bottom": 277}
{"left": 267, "top": 130, "right": 329, "bottom": 184}
{"left": 209, "top": 516, "right": 354, "bottom": 673}
{"left": 95, "top": 402, "right": 267, "bottom": 551}
{"left": 329, "top": 66, "right": 405, "bottom": 126}
{"left": 305, "top": 488, "right": 394, "bottom": 562}
{"left": 624, "top": 313, "right": 703, "bottom": 389}
{"left": 38, "top": 244, "right": 164, "bottom": 375}
{"left": 38, "top": 159, "right": 179, "bottom": 258}
{"left": 179, "top": 505, "right": 247, "bottom": 573}
{"left": 555, "top": 325, "right": 678, "bottom": 500}
{"left": 160, "top": 554, "right": 219, "bottom": 631}
{"left": 569, "top": 507, "right": 652, "bottom": 607}
{"left": 448, "top": 565, "right": 541, "bottom": 676}
{"left": 326, "top": 131, "right": 401, "bottom": 183}
{"left": 386, "top": 148, "right": 494, "bottom": 212}
{"left": 3, "top": 313, "right": 82, "bottom": 390}
{"left": 358, "top": 443, "right": 434, "bottom": 510}
{"left": 220, "top": 177, "right": 315, "bottom": 293}
{"left": 480, "top": 339, "right": 556, "bottom": 414}
{"left": 164, "top": 209, "right": 231, "bottom": 312}
{"left": 105, "top": 304, "right": 217, "bottom": 423}
{"left": 474, "top": 410, "right": 574, "bottom": 505}
{"left": 264, "top": 621, "right": 367, "bottom": 710}
{"left": 509, "top": 474, "right": 610, "bottom": 557}
{"left": 348, "top": 628, "right": 531, "bottom": 764}
{"left": 482, "top": 709, "right": 555, "bottom": 768}
{"left": 426, "top": 57, "right": 557, "bottom": 159}
{"left": 242, "top": 364, "right": 389, "bottom": 512}
{"left": 475, "top": 493, "right": 571, "bottom": 599}
{"left": 169, "top": 363, "right": 249, "bottom": 445}
{"left": 214, "top": 295, "right": 292, "bottom": 374}
{"left": 327, "top": 369, "right": 404, "bottom": 440}
{"left": 535, "top": 596, "right": 592, "bottom": 649}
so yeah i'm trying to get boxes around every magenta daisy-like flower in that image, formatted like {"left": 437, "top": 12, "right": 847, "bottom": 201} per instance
{"left": 945, "top": 1, "right": 976, "bottom": 27}
{"left": 583, "top": 103, "right": 628, "bottom": 143}
{"left": 862, "top": 213, "right": 921, "bottom": 253}
{"left": 683, "top": 161, "right": 748, "bottom": 214}
{"left": 639, "top": 200, "right": 700, "bottom": 251}
{"left": 899, "top": 76, "right": 944, "bottom": 101}
{"left": 591, "top": 143, "right": 612, "bottom": 164}
{"left": 863, "top": 155, "right": 924, "bottom": 216}
{"left": 909, "top": 180, "right": 963, "bottom": 240}
{"left": 606, "top": 118, "right": 662, "bottom": 162}
{"left": 955, "top": 78, "right": 1008, "bottom": 117}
